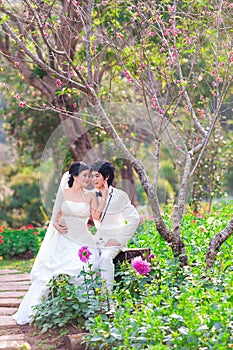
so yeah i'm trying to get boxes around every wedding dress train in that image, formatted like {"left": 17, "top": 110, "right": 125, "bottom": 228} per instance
{"left": 12, "top": 201, "right": 98, "bottom": 325}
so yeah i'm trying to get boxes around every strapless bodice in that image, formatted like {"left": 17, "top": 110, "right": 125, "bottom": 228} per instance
{"left": 61, "top": 201, "right": 95, "bottom": 246}
{"left": 61, "top": 201, "right": 90, "bottom": 218}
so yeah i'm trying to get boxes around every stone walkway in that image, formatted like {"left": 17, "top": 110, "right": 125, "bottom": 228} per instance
{"left": 0, "top": 269, "right": 31, "bottom": 349}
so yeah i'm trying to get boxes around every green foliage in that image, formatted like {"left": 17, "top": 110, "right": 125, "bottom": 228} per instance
{"left": 0, "top": 167, "right": 47, "bottom": 227}
{"left": 85, "top": 264, "right": 233, "bottom": 349}
{"left": 159, "top": 160, "right": 179, "bottom": 194}
{"left": 10, "top": 201, "right": 231, "bottom": 349}
{"left": 1, "top": 97, "right": 59, "bottom": 166}
{"left": 32, "top": 267, "right": 112, "bottom": 333}
{"left": 0, "top": 224, "right": 46, "bottom": 259}
{"left": 32, "top": 65, "right": 47, "bottom": 79}
{"left": 192, "top": 125, "right": 233, "bottom": 209}
{"left": 83, "top": 201, "right": 233, "bottom": 349}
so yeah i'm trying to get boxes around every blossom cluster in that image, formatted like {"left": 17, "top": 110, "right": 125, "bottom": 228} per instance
{"left": 131, "top": 255, "right": 151, "bottom": 275}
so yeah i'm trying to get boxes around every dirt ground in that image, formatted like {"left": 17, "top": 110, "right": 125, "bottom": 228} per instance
{"left": 3, "top": 323, "right": 84, "bottom": 350}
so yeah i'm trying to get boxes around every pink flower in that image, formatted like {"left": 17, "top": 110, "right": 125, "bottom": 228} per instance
{"left": 19, "top": 101, "right": 26, "bottom": 107}
{"left": 130, "top": 147, "right": 135, "bottom": 155}
{"left": 132, "top": 256, "right": 151, "bottom": 275}
{"left": 56, "top": 79, "right": 62, "bottom": 87}
{"left": 14, "top": 62, "right": 19, "bottom": 68}
{"left": 73, "top": 102, "right": 77, "bottom": 108}
{"left": 78, "top": 246, "right": 92, "bottom": 263}
{"left": 123, "top": 69, "right": 132, "bottom": 82}
{"left": 116, "top": 32, "right": 124, "bottom": 39}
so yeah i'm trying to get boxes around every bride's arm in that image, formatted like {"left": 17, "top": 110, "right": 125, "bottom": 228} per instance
{"left": 53, "top": 211, "right": 68, "bottom": 234}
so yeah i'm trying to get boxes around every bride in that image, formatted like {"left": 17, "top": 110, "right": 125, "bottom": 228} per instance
{"left": 12, "top": 161, "right": 100, "bottom": 325}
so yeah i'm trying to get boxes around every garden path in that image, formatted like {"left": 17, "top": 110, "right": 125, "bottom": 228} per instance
{"left": 0, "top": 269, "right": 31, "bottom": 349}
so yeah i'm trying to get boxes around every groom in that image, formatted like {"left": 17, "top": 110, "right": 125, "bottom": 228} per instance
{"left": 90, "top": 160, "right": 140, "bottom": 291}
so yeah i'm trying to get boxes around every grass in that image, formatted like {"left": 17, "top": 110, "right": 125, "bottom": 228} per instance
{"left": 0, "top": 258, "right": 34, "bottom": 273}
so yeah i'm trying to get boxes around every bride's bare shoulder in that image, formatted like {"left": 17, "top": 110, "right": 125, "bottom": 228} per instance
{"left": 84, "top": 189, "right": 95, "bottom": 198}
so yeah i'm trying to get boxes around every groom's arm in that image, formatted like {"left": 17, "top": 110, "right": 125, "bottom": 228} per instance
{"left": 53, "top": 211, "right": 68, "bottom": 234}
{"left": 108, "top": 190, "right": 140, "bottom": 247}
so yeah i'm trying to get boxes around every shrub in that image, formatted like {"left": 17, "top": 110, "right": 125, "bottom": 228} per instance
{"left": 32, "top": 250, "right": 113, "bottom": 333}
{"left": 0, "top": 168, "right": 47, "bottom": 227}
{"left": 0, "top": 224, "right": 46, "bottom": 259}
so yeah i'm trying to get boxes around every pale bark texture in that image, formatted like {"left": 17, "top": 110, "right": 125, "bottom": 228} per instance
{"left": 205, "top": 217, "right": 233, "bottom": 269}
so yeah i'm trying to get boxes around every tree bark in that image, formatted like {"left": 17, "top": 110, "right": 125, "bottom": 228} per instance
{"left": 65, "top": 333, "right": 88, "bottom": 350}
{"left": 121, "top": 159, "right": 137, "bottom": 206}
{"left": 205, "top": 216, "right": 233, "bottom": 269}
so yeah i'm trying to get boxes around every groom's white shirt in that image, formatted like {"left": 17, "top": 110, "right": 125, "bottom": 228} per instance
{"left": 93, "top": 186, "right": 140, "bottom": 249}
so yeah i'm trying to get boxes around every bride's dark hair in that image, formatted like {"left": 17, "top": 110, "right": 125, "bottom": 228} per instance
{"left": 68, "top": 162, "right": 89, "bottom": 187}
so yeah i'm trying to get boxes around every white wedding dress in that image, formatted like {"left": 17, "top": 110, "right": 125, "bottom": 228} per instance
{"left": 12, "top": 201, "right": 99, "bottom": 325}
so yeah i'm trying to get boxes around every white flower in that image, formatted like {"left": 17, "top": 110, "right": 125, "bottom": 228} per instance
{"left": 207, "top": 217, "right": 214, "bottom": 225}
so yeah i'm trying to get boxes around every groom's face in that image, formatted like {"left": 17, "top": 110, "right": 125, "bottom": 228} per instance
{"left": 91, "top": 171, "right": 105, "bottom": 189}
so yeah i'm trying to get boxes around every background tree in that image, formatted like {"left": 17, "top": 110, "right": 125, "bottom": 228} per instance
{"left": 0, "top": 0, "right": 233, "bottom": 268}
{"left": 192, "top": 122, "right": 233, "bottom": 212}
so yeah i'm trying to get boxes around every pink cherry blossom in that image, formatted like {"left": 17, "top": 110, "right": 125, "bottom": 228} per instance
{"left": 56, "top": 79, "right": 62, "bottom": 87}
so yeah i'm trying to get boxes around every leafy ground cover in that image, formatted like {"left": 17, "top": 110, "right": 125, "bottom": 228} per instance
{"left": 0, "top": 224, "right": 46, "bottom": 259}
{"left": 1, "top": 201, "right": 232, "bottom": 349}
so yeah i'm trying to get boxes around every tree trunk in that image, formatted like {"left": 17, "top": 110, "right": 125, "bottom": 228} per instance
{"left": 148, "top": 187, "right": 189, "bottom": 266}
{"left": 120, "top": 159, "right": 137, "bottom": 206}
{"left": 65, "top": 333, "right": 88, "bottom": 350}
{"left": 205, "top": 216, "right": 233, "bottom": 269}
{"left": 171, "top": 226, "right": 189, "bottom": 266}
{"left": 59, "top": 112, "right": 95, "bottom": 164}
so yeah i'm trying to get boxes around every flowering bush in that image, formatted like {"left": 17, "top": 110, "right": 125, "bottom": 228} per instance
{"left": 0, "top": 224, "right": 46, "bottom": 259}
{"left": 32, "top": 246, "right": 111, "bottom": 332}
{"left": 131, "top": 256, "right": 151, "bottom": 275}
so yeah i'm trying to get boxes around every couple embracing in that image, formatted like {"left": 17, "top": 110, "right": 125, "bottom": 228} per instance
{"left": 13, "top": 160, "right": 140, "bottom": 325}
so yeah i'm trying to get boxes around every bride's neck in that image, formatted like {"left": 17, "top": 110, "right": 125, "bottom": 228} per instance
{"left": 72, "top": 184, "right": 83, "bottom": 193}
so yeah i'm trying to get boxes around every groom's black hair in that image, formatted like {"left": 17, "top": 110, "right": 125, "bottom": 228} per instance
{"left": 90, "top": 160, "right": 115, "bottom": 187}
{"left": 68, "top": 161, "right": 89, "bottom": 187}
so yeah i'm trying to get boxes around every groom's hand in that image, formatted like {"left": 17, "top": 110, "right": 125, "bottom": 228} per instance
{"left": 54, "top": 218, "right": 68, "bottom": 234}
{"left": 105, "top": 239, "right": 121, "bottom": 247}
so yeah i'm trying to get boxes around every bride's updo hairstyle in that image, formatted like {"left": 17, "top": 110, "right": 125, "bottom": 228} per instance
{"left": 68, "top": 162, "right": 89, "bottom": 187}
